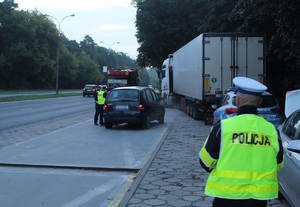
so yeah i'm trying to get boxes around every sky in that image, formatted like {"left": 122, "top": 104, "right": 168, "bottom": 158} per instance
{"left": 13, "top": 0, "right": 139, "bottom": 59}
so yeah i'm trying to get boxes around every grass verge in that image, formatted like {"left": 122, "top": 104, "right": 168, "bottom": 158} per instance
{"left": 0, "top": 93, "right": 81, "bottom": 102}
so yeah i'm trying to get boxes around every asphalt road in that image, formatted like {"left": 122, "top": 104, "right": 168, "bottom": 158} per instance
{"left": 0, "top": 96, "right": 92, "bottom": 131}
{"left": 0, "top": 96, "right": 180, "bottom": 206}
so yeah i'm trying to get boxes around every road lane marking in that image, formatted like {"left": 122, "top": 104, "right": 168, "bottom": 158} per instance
{"left": 104, "top": 175, "right": 136, "bottom": 207}
{"left": 61, "top": 177, "right": 124, "bottom": 207}
{"left": 20, "top": 107, "right": 33, "bottom": 111}
{"left": 122, "top": 135, "right": 136, "bottom": 167}
{"left": 137, "top": 127, "right": 168, "bottom": 166}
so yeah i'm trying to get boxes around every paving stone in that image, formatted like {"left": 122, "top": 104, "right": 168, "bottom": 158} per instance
{"left": 124, "top": 111, "right": 291, "bottom": 207}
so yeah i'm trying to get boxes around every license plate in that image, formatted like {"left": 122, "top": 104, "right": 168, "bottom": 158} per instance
{"left": 259, "top": 114, "right": 276, "bottom": 119}
{"left": 116, "top": 105, "right": 129, "bottom": 110}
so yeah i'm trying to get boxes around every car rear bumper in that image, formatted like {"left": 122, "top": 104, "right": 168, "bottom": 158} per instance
{"left": 104, "top": 112, "right": 144, "bottom": 124}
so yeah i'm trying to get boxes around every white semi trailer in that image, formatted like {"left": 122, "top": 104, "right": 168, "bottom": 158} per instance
{"left": 161, "top": 33, "right": 266, "bottom": 123}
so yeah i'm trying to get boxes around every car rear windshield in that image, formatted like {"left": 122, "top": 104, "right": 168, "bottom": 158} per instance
{"left": 259, "top": 95, "right": 277, "bottom": 107}
{"left": 106, "top": 89, "right": 139, "bottom": 101}
{"left": 231, "top": 95, "right": 277, "bottom": 108}
{"left": 85, "top": 85, "right": 95, "bottom": 89}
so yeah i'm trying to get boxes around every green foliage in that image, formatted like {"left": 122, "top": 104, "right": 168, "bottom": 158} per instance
{"left": 0, "top": 9, "right": 57, "bottom": 88}
{"left": 0, "top": 1, "right": 139, "bottom": 90}
{"left": 0, "top": 92, "right": 81, "bottom": 103}
{"left": 134, "top": 0, "right": 209, "bottom": 67}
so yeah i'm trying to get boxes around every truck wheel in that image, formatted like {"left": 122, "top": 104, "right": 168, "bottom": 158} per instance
{"left": 186, "top": 100, "right": 190, "bottom": 116}
{"left": 142, "top": 114, "right": 150, "bottom": 129}
{"left": 105, "top": 122, "right": 113, "bottom": 129}
{"left": 192, "top": 108, "right": 197, "bottom": 120}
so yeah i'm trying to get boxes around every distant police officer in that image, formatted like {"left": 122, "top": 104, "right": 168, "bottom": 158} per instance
{"left": 199, "top": 77, "right": 284, "bottom": 207}
{"left": 94, "top": 85, "right": 107, "bottom": 126}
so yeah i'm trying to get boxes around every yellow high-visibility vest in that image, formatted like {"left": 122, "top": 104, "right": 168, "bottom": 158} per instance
{"left": 205, "top": 114, "right": 281, "bottom": 199}
{"left": 96, "top": 91, "right": 106, "bottom": 104}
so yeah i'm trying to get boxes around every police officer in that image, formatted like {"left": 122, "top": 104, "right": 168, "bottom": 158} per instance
{"left": 199, "top": 77, "right": 284, "bottom": 207}
{"left": 94, "top": 85, "right": 107, "bottom": 126}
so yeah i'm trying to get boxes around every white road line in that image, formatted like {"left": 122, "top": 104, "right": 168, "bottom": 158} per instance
{"left": 20, "top": 108, "right": 32, "bottom": 111}
{"left": 61, "top": 177, "right": 124, "bottom": 207}
{"left": 121, "top": 132, "right": 136, "bottom": 167}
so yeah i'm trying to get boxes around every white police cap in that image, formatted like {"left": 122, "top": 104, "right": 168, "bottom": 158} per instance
{"left": 233, "top": 77, "right": 267, "bottom": 96}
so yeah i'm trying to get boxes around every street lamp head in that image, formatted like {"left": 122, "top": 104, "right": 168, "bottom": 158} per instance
{"left": 70, "top": 14, "right": 75, "bottom": 17}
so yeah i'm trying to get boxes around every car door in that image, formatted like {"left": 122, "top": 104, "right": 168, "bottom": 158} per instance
{"left": 278, "top": 110, "right": 300, "bottom": 207}
{"left": 142, "top": 89, "right": 160, "bottom": 120}
{"left": 150, "top": 89, "right": 164, "bottom": 120}
{"left": 213, "top": 94, "right": 230, "bottom": 123}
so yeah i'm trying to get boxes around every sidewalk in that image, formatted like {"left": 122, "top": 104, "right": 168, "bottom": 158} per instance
{"left": 122, "top": 110, "right": 290, "bottom": 207}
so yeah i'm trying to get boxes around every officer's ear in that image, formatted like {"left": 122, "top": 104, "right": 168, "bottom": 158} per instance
{"left": 236, "top": 93, "right": 240, "bottom": 108}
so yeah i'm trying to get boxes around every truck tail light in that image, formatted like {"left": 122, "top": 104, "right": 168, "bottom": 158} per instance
{"left": 204, "top": 76, "right": 210, "bottom": 91}
{"left": 258, "top": 74, "right": 264, "bottom": 84}
{"left": 225, "top": 108, "right": 238, "bottom": 115}
{"left": 138, "top": 104, "right": 144, "bottom": 112}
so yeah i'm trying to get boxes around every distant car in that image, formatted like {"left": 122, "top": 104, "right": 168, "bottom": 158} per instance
{"left": 213, "top": 91, "right": 284, "bottom": 126}
{"left": 103, "top": 86, "right": 165, "bottom": 129}
{"left": 82, "top": 84, "right": 97, "bottom": 97}
{"left": 278, "top": 89, "right": 300, "bottom": 207}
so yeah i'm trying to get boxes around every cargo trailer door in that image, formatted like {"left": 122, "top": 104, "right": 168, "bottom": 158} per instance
{"left": 235, "top": 35, "right": 265, "bottom": 84}
{"left": 203, "top": 34, "right": 265, "bottom": 101}
{"left": 203, "top": 35, "right": 234, "bottom": 101}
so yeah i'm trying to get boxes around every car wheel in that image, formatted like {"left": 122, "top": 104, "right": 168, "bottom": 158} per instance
{"left": 158, "top": 115, "right": 164, "bottom": 124}
{"left": 105, "top": 122, "right": 113, "bottom": 129}
{"left": 142, "top": 114, "right": 150, "bottom": 129}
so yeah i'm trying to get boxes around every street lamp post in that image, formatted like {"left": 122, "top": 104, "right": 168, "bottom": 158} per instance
{"left": 45, "top": 14, "right": 75, "bottom": 94}
{"left": 99, "top": 41, "right": 120, "bottom": 55}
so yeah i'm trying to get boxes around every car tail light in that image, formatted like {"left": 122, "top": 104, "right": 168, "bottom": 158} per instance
{"left": 225, "top": 108, "right": 238, "bottom": 114}
{"left": 271, "top": 107, "right": 282, "bottom": 114}
{"left": 103, "top": 104, "right": 108, "bottom": 112}
{"left": 137, "top": 104, "right": 144, "bottom": 112}
{"left": 206, "top": 108, "right": 212, "bottom": 113}
{"left": 82, "top": 88, "right": 85, "bottom": 91}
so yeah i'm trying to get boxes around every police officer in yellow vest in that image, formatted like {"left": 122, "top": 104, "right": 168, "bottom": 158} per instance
{"left": 94, "top": 85, "right": 107, "bottom": 126}
{"left": 199, "top": 77, "right": 284, "bottom": 207}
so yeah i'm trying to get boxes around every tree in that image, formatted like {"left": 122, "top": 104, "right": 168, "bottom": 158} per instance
{"left": 228, "top": 0, "right": 300, "bottom": 95}
{"left": 75, "top": 51, "right": 103, "bottom": 86}
{"left": 133, "top": 0, "right": 209, "bottom": 68}
{"left": 0, "top": 9, "right": 57, "bottom": 88}
{"left": 133, "top": 0, "right": 300, "bottom": 97}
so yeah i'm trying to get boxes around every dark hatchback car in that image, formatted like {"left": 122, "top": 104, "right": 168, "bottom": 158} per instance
{"left": 277, "top": 89, "right": 300, "bottom": 207}
{"left": 103, "top": 86, "right": 165, "bottom": 129}
{"left": 82, "top": 84, "right": 97, "bottom": 97}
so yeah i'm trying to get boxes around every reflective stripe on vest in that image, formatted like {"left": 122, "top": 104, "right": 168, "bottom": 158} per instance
{"left": 96, "top": 91, "right": 105, "bottom": 104}
{"left": 205, "top": 114, "right": 280, "bottom": 199}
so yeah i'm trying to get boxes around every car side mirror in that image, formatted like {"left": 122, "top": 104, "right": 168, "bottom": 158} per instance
{"left": 287, "top": 140, "right": 300, "bottom": 153}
